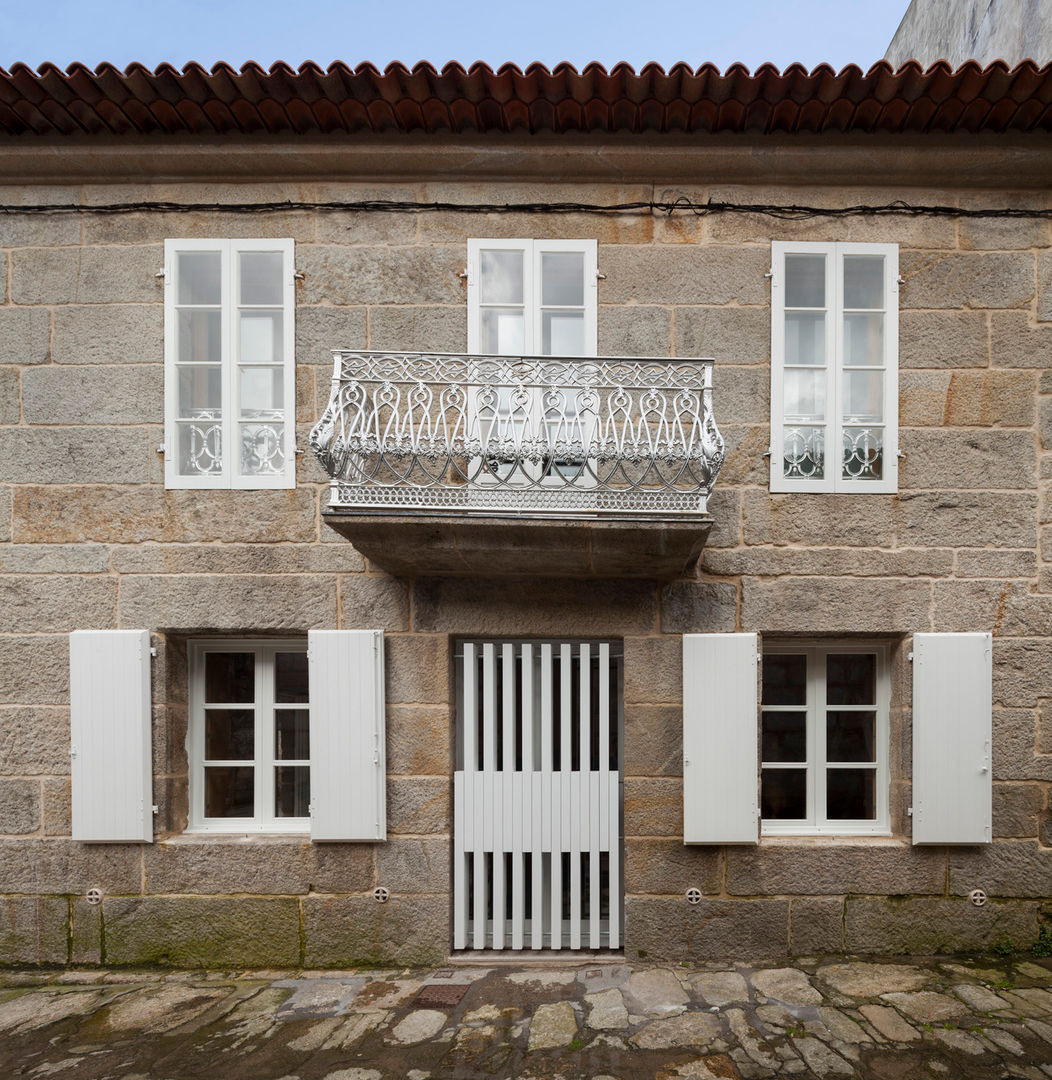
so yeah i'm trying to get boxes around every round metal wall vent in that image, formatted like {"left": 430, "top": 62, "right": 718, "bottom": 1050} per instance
{"left": 85, "top": 888, "right": 102, "bottom": 906}
{"left": 373, "top": 886, "right": 390, "bottom": 904}
{"left": 969, "top": 888, "right": 988, "bottom": 908}
{"left": 685, "top": 887, "right": 703, "bottom": 906}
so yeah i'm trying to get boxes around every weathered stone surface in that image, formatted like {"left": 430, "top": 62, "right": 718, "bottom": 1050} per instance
{"left": 386, "top": 1009, "right": 447, "bottom": 1045}
{"left": 298, "top": 246, "right": 463, "bottom": 306}
{"left": 120, "top": 574, "right": 337, "bottom": 631}
{"left": 898, "top": 491, "right": 1037, "bottom": 549}
{"left": 789, "top": 898, "right": 845, "bottom": 955}
{"left": 339, "top": 574, "right": 409, "bottom": 631}
{"left": 0, "top": 427, "right": 149, "bottom": 483}
{"left": 858, "top": 1003, "right": 920, "bottom": 1041}
{"left": 144, "top": 839, "right": 316, "bottom": 895}
{"left": 0, "top": 838, "right": 140, "bottom": 893}
{"left": 932, "top": 578, "right": 1013, "bottom": 633}
{"left": 845, "top": 896, "right": 1042, "bottom": 952}
{"left": 387, "top": 777, "right": 450, "bottom": 834}
{"left": 689, "top": 970, "right": 749, "bottom": 1006}
{"left": 716, "top": 424, "right": 771, "bottom": 485}
{"left": 0, "top": 637, "right": 70, "bottom": 703}
{"left": 0, "top": 778, "right": 40, "bottom": 834}
{"left": 705, "top": 488, "right": 740, "bottom": 549}
{"left": 704, "top": 544, "right": 953, "bottom": 579}
{"left": 100, "top": 984, "right": 231, "bottom": 1033}
{"left": 953, "top": 983, "right": 1011, "bottom": 1011}
{"left": 661, "top": 581, "right": 738, "bottom": 634}
{"left": 673, "top": 306, "right": 769, "bottom": 366}
{"left": 0, "top": 486, "right": 9, "bottom": 544}
{"left": 708, "top": 365, "right": 769, "bottom": 425}
{"left": 411, "top": 577, "right": 658, "bottom": 636}
{"left": 742, "top": 490, "right": 895, "bottom": 548}
{"left": 528, "top": 1000, "right": 578, "bottom": 1050}
{"left": 1040, "top": 251, "right": 1052, "bottom": 323}
{"left": 899, "top": 251, "right": 1034, "bottom": 310}
{"left": 992, "top": 782, "right": 1044, "bottom": 837}
{"left": 51, "top": 304, "right": 161, "bottom": 365}
{"left": 817, "top": 1007, "right": 871, "bottom": 1044}
{"left": 0, "top": 575, "right": 115, "bottom": 632}
{"left": 955, "top": 549, "right": 1037, "bottom": 579}
{"left": 585, "top": 987, "right": 629, "bottom": 1030}
{"left": 624, "top": 636, "right": 681, "bottom": 705}
{"left": 959, "top": 212, "right": 1050, "bottom": 250}
{"left": 303, "top": 895, "right": 445, "bottom": 967}
{"left": 41, "top": 777, "right": 69, "bottom": 836}
{"left": 375, "top": 838, "right": 448, "bottom": 894}
{"left": 623, "top": 778, "right": 681, "bottom": 837}
{"left": 818, "top": 962, "right": 929, "bottom": 997}
{"left": 622, "top": 968, "right": 689, "bottom": 1016}
{"left": 22, "top": 365, "right": 162, "bottom": 425}
{"left": 623, "top": 705, "right": 682, "bottom": 777}
{"left": 943, "top": 370, "right": 1036, "bottom": 427}
{"left": 630, "top": 1010, "right": 721, "bottom": 1048}
{"left": 794, "top": 1037, "right": 854, "bottom": 1076}
{"left": 899, "top": 310, "right": 988, "bottom": 369}
{"left": 591, "top": 246, "right": 769, "bottom": 306}
{"left": 296, "top": 305, "right": 367, "bottom": 362}
{"left": 110, "top": 542, "right": 364, "bottom": 575}
{"left": 0, "top": 306, "right": 50, "bottom": 365}
{"left": 950, "top": 840, "right": 1052, "bottom": 897}
{"left": 992, "top": 311, "right": 1052, "bottom": 366}
{"left": 625, "top": 897, "right": 789, "bottom": 962}
{"left": 879, "top": 991, "right": 967, "bottom": 1023}
{"left": 751, "top": 967, "right": 822, "bottom": 1006}
{"left": 103, "top": 896, "right": 299, "bottom": 967}
{"left": 900, "top": 429, "right": 1036, "bottom": 490}
{"left": 0, "top": 707, "right": 70, "bottom": 773}
{"left": 368, "top": 305, "right": 465, "bottom": 354}
{"left": 385, "top": 636, "right": 449, "bottom": 705}
{"left": 624, "top": 839, "right": 720, "bottom": 895}
{"left": 0, "top": 897, "right": 68, "bottom": 964}
{"left": 0, "top": 543, "right": 110, "bottom": 573}
{"left": 0, "top": 367, "right": 19, "bottom": 424}
{"left": 597, "top": 305, "right": 671, "bottom": 357}
{"left": 386, "top": 706, "right": 450, "bottom": 775}
{"left": 742, "top": 576, "right": 930, "bottom": 634}
{"left": 12, "top": 486, "right": 318, "bottom": 544}
{"left": 994, "top": 642, "right": 1052, "bottom": 707}
{"left": 11, "top": 245, "right": 163, "bottom": 304}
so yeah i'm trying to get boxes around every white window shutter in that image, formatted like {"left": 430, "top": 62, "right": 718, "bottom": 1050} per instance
{"left": 912, "top": 632, "right": 992, "bottom": 845}
{"left": 308, "top": 630, "right": 386, "bottom": 842}
{"left": 69, "top": 630, "right": 153, "bottom": 843}
{"left": 683, "top": 633, "right": 759, "bottom": 844}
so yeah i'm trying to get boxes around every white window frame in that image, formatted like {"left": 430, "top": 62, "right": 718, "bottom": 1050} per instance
{"left": 761, "top": 641, "right": 890, "bottom": 837}
{"left": 770, "top": 241, "right": 898, "bottom": 493}
{"left": 187, "top": 638, "right": 310, "bottom": 834}
{"left": 163, "top": 238, "right": 296, "bottom": 490}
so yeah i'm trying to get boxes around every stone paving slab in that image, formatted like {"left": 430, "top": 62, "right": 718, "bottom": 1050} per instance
{"left": 0, "top": 955, "right": 1050, "bottom": 1078}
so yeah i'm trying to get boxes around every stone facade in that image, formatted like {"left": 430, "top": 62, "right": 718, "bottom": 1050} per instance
{"left": 1, "top": 139, "right": 1051, "bottom": 966}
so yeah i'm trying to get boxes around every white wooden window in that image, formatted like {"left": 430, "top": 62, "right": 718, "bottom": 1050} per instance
{"left": 761, "top": 642, "right": 890, "bottom": 836}
{"left": 163, "top": 239, "right": 296, "bottom": 489}
{"left": 187, "top": 640, "right": 310, "bottom": 833}
{"left": 770, "top": 241, "right": 898, "bottom": 493}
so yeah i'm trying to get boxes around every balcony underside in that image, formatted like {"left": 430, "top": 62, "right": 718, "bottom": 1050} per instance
{"left": 323, "top": 510, "right": 713, "bottom": 580}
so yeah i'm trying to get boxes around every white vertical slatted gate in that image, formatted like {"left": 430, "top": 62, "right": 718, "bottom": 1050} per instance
{"left": 454, "top": 640, "right": 623, "bottom": 951}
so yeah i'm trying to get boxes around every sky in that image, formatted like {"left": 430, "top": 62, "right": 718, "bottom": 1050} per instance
{"left": 0, "top": 0, "right": 910, "bottom": 73}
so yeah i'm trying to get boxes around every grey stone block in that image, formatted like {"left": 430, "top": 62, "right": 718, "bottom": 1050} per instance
{"left": 955, "top": 549, "right": 1037, "bottom": 579}
{"left": 144, "top": 838, "right": 315, "bottom": 895}
{"left": 661, "top": 581, "right": 738, "bottom": 634}
{"left": 992, "top": 709, "right": 1051, "bottom": 779}
{"left": 623, "top": 838, "right": 720, "bottom": 894}
{"left": 0, "top": 778, "right": 40, "bottom": 834}
{"left": 110, "top": 542, "right": 364, "bottom": 575}
{"left": 387, "top": 777, "right": 450, "bottom": 834}
{"left": 900, "top": 429, "right": 1036, "bottom": 490}
{"left": 790, "top": 898, "right": 845, "bottom": 955}
{"left": 624, "top": 897, "right": 789, "bottom": 962}
{"left": 0, "top": 543, "right": 110, "bottom": 573}
{"left": 0, "top": 896, "right": 69, "bottom": 964}
{"left": 624, "top": 637, "right": 682, "bottom": 704}
{"left": 703, "top": 545, "right": 953, "bottom": 579}
{"left": 0, "top": 706, "right": 71, "bottom": 774}
{"left": 0, "top": 486, "right": 9, "bottom": 543}
{"left": 375, "top": 837, "right": 450, "bottom": 894}
{"left": 51, "top": 305, "right": 161, "bottom": 364}
{"left": 11, "top": 245, "right": 163, "bottom": 305}
{"left": 103, "top": 896, "right": 300, "bottom": 967}
{"left": 0, "top": 838, "right": 141, "bottom": 893}
{"left": 623, "top": 704, "right": 682, "bottom": 777}
{"left": 899, "top": 251, "right": 1034, "bottom": 310}
{"left": 0, "top": 307, "right": 50, "bottom": 365}
{"left": 673, "top": 306, "right": 769, "bottom": 365}
{"left": 949, "top": 840, "right": 1052, "bottom": 898}
{"left": 0, "top": 637, "right": 70, "bottom": 704}
{"left": 71, "top": 896, "right": 101, "bottom": 964}
{"left": 0, "top": 427, "right": 149, "bottom": 483}
{"left": 598, "top": 304, "right": 671, "bottom": 357}
{"left": 387, "top": 705, "right": 451, "bottom": 775}
{"left": 601, "top": 246, "right": 769, "bottom": 306}
{"left": 994, "top": 641, "right": 1052, "bottom": 708}
{"left": 42, "top": 777, "right": 70, "bottom": 836}
{"left": 705, "top": 488, "right": 740, "bottom": 549}
{"left": 897, "top": 491, "right": 1037, "bottom": 549}
{"left": 307, "top": 842, "right": 375, "bottom": 894}
{"left": 959, "top": 213, "right": 1051, "bottom": 250}
{"left": 717, "top": 425, "right": 772, "bottom": 485}
{"left": 339, "top": 574, "right": 409, "bottom": 631}
{"left": 992, "top": 783, "right": 1044, "bottom": 838}
{"left": 296, "top": 305, "right": 367, "bottom": 363}
{"left": 0, "top": 367, "right": 19, "bottom": 424}
{"left": 385, "top": 635, "right": 450, "bottom": 706}
{"left": 22, "top": 365, "right": 162, "bottom": 425}
{"left": 899, "top": 310, "right": 988, "bottom": 369}
{"left": 623, "top": 778, "right": 681, "bottom": 837}
{"left": 299, "top": 245, "right": 464, "bottom": 306}
{"left": 1039, "top": 251, "right": 1052, "bottom": 323}
{"left": 302, "top": 894, "right": 447, "bottom": 966}
{"left": 0, "top": 575, "right": 116, "bottom": 632}
{"left": 742, "top": 490, "right": 895, "bottom": 548}
{"left": 368, "top": 305, "right": 466, "bottom": 354}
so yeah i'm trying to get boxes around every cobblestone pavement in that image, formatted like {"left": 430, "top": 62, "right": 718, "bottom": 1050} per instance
{"left": 2, "top": 956, "right": 1052, "bottom": 1079}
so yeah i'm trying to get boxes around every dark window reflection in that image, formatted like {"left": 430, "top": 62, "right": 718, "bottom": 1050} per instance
{"left": 826, "top": 710, "right": 875, "bottom": 762}
{"left": 762, "top": 654, "right": 807, "bottom": 706}
{"left": 204, "top": 709, "right": 255, "bottom": 760}
{"left": 826, "top": 653, "right": 874, "bottom": 705}
{"left": 827, "top": 768, "right": 875, "bottom": 820}
{"left": 761, "top": 768, "right": 806, "bottom": 819}
{"left": 275, "top": 652, "right": 309, "bottom": 703}
{"left": 205, "top": 766, "right": 254, "bottom": 817}
{"left": 275, "top": 766, "right": 310, "bottom": 817}
{"left": 761, "top": 711, "right": 807, "bottom": 762}
{"left": 275, "top": 709, "right": 310, "bottom": 760}
{"left": 205, "top": 652, "right": 254, "bottom": 703}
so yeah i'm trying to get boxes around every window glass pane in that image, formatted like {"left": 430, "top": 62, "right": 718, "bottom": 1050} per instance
{"left": 177, "top": 251, "right": 221, "bottom": 305}
{"left": 275, "top": 652, "right": 309, "bottom": 703}
{"left": 762, "top": 711, "right": 806, "bottom": 762}
{"left": 481, "top": 308, "right": 525, "bottom": 354}
{"left": 761, "top": 768, "right": 807, "bottom": 819}
{"left": 783, "top": 427, "right": 824, "bottom": 480}
{"left": 826, "top": 654, "right": 875, "bottom": 705}
{"left": 541, "top": 252, "right": 584, "bottom": 306}
{"left": 843, "top": 256, "right": 884, "bottom": 310}
{"left": 785, "top": 312, "right": 825, "bottom": 367}
{"left": 827, "top": 768, "right": 876, "bottom": 820}
{"left": 275, "top": 709, "right": 310, "bottom": 759}
{"left": 177, "top": 310, "right": 221, "bottom": 364}
{"left": 480, "top": 250, "right": 524, "bottom": 305}
{"left": 205, "top": 652, "right": 254, "bottom": 702}
{"left": 762, "top": 653, "right": 807, "bottom": 705}
{"left": 783, "top": 369, "right": 825, "bottom": 421}
{"left": 275, "top": 765, "right": 310, "bottom": 817}
{"left": 842, "top": 370, "right": 883, "bottom": 423}
{"left": 205, "top": 709, "right": 255, "bottom": 760}
{"left": 240, "top": 422, "right": 286, "bottom": 476}
{"left": 239, "top": 366, "right": 284, "bottom": 415}
{"left": 239, "top": 311, "right": 283, "bottom": 365}
{"left": 177, "top": 420, "right": 222, "bottom": 476}
{"left": 239, "top": 251, "right": 283, "bottom": 306}
{"left": 826, "top": 710, "right": 876, "bottom": 762}
{"left": 785, "top": 254, "right": 825, "bottom": 308}
{"left": 542, "top": 311, "right": 584, "bottom": 355}
{"left": 177, "top": 366, "right": 222, "bottom": 417}
{"left": 842, "top": 427, "right": 884, "bottom": 482}
{"left": 843, "top": 313, "right": 884, "bottom": 367}
{"left": 205, "top": 766, "right": 254, "bottom": 817}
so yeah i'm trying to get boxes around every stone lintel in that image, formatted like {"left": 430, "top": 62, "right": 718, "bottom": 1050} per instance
{"left": 322, "top": 511, "right": 712, "bottom": 580}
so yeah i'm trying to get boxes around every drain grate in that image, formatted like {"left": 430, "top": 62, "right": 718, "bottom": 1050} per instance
{"left": 414, "top": 983, "right": 470, "bottom": 1008}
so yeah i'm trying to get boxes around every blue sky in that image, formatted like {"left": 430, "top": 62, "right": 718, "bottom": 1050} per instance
{"left": 0, "top": 0, "right": 909, "bottom": 73}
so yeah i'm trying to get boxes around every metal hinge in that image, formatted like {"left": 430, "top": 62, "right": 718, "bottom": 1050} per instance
{"left": 154, "top": 268, "right": 167, "bottom": 280}
{"left": 907, "top": 651, "right": 914, "bottom": 662}
{"left": 907, "top": 806, "right": 914, "bottom": 816}
{"left": 149, "top": 647, "right": 158, "bottom": 657}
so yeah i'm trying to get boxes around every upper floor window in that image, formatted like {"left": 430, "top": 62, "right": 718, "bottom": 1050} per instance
{"left": 467, "top": 239, "right": 598, "bottom": 356}
{"left": 770, "top": 241, "right": 898, "bottom": 493}
{"left": 163, "top": 239, "right": 296, "bottom": 489}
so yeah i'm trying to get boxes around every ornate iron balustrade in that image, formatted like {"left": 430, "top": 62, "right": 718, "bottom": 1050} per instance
{"left": 310, "top": 351, "right": 725, "bottom": 517}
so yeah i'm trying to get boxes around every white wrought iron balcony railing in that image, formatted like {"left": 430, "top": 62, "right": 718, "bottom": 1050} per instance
{"left": 309, "top": 351, "right": 725, "bottom": 517}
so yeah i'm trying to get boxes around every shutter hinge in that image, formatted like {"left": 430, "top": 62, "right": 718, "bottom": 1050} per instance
{"left": 907, "top": 806, "right": 914, "bottom": 816}
{"left": 293, "top": 270, "right": 305, "bottom": 281}
{"left": 907, "top": 651, "right": 914, "bottom": 662}
{"left": 150, "top": 647, "right": 158, "bottom": 658}
{"left": 70, "top": 745, "right": 77, "bottom": 759}
{"left": 764, "top": 269, "right": 773, "bottom": 278}
{"left": 458, "top": 268, "right": 469, "bottom": 280}
{"left": 596, "top": 271, "right": 607, "bottom": 280}
{"left": 152, "top": 804, "right": 159, "bottom": 815}
{"left": 155, "top": 268, "right": 167, "bottom": 280}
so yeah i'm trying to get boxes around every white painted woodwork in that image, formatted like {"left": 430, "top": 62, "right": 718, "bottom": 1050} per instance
{"left": 454, "top": 640, "right": 621, "bottom": 950}
{"left": 308, "top": 630, "right": 386, "bottom": 842}
{"left": 912, "top": 632, "right": 992, "bottom": 845}
{"left": 683, "top": 633, "right": 760, "bottom": 844}
{"left": 69, "top": 630, "right": 153, "bottom": 843}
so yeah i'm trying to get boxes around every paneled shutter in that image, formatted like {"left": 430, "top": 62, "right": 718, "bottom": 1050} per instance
{"left": 912, "top": 632, "right": 992, "bottom": 845}
{"left": 69, "top": 630, "right": 153, "bottom": 843}
{"left": 683, "top": 633, "right": 759, "bottom": 844}
{"left": 308, "top": 630, "right": 386, "bottom": 842}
